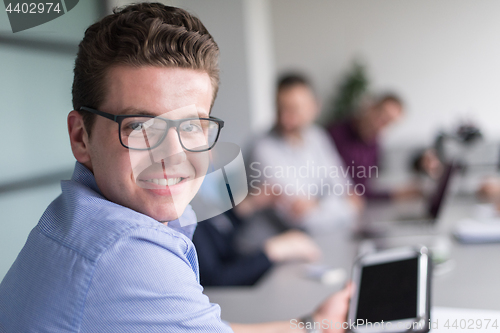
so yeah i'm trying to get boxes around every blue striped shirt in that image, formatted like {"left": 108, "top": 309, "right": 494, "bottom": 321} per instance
{"left": 0, "top": 162, "right": 233, "bottom": 333}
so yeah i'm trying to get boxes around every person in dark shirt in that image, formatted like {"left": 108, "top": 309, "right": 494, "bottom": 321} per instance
{"left": 329, "top": 94, "right": 421, "bottom": 200}
{"left": 193, "top": 207, "right": 321, "bottom": 287}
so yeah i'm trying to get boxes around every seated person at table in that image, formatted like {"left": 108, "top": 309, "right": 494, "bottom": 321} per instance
{"left": 193, "top": 206, "right": 321, "bottom": 287}
{"left": 0, "top": 4, "right": 352, "bottom": 332}
{"left": 248, "top": 74, "right": 363, "bottom": 233}
{"left": 477, "top": 177, "right": 500, "bottom": 212}
{"left": 329, "top": 93, "right": 420, "bottom": 201}
{"left": 411, "top": 148, "right": 444, "bottom": 180}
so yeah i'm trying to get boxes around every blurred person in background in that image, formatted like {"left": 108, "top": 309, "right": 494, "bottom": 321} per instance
{"left": 477, "top": 177, "right": 500, "bottom": 213}
{"left": 246, "top": 73, "right": 363, "bottom": 237}
{"left": 411, "top": 148, "right": 444, "bottom": 180}
{"left": 193, "top": 205, "right": 321, "bottom": 287}
{"left": 329, "top": 94, "right": 421, "bottom": 201}
{"left": 478, "top": 178, "right": 500, "bottom": 200}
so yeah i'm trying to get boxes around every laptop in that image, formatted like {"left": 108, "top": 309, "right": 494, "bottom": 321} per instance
{"left": 357, "top": 162, "right": 457, "bottom": 238}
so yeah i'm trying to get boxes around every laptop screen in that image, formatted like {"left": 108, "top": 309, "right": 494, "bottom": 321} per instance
{"left": 427, "top": 163, "right": 455, "bottom": 219}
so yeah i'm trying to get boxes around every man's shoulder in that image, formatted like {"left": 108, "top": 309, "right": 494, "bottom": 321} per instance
{"left": 251, "top": 128, "right": 288, "bottom": 154}
{"left": 308, "top": 124, "right": 332, "bottom": 140}
{"left": 0, "top": 184, "right": 196, "bottom": 333}
{"left": 252, "top": 128, "right": 278, "bottom": 146}
{"left": 38, "top": 179, "right": 186, "bottom": 263}
{"left": 329, "top": 118, "right": 349, "bottom": 132}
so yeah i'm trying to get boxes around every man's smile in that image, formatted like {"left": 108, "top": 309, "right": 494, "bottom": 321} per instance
{"left": 141, "top": 177, "right": 184, "bottom": 186}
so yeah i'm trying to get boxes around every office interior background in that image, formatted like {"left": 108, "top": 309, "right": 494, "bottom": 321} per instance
{"left": 1, "top": 0, "right": 500, "bottom": 312}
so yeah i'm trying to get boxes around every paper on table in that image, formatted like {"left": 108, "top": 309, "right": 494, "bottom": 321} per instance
{"left": 431, "top": 307, "right": 500, "bottom": 332}
{"left": 453, "top": 218, "right": 500, "bottom": 243}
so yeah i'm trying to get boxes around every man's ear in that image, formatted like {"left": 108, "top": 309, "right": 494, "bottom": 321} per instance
{"left": 68, "top": 110, "right": 92, "bottom": 168}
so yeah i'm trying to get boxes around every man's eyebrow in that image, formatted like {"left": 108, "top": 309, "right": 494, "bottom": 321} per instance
{"left": 197, "top": 111, "right": 209, "bottom": 118}
{"left": 119, "top": 108, "right": 155, "bottom": 116}
{"left": 119, "top": 107, "right": 210, "bottom": 118}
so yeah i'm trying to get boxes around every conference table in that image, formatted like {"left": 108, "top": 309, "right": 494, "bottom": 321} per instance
{"left": 204, "top": 169, "right": 500, "bottom": 324}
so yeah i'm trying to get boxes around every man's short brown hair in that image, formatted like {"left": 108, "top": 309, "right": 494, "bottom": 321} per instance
{"left": 72, "top": 2, "right": 220, "bottom": 137}
{"left": 374, "top": 93, "right": 403, "bottom": 110}
{"left": 276, "top": 73, "right": 314, "bottom": 94}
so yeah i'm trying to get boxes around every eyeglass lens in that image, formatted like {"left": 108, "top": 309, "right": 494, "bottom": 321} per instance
{"left": 120, "top": 117, "right": 219, "bottom": 151}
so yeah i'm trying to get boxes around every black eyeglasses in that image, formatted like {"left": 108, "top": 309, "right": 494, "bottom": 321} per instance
{"left": 80, "top": 106, "right": 224, "bottom": 152}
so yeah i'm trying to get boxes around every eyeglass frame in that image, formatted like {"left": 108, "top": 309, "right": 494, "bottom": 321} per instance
{"left": 79, "top": 106, "right": 224, "bottom": 152}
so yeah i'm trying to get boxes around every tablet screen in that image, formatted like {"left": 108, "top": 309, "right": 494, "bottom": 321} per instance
{"left": 356, "top": 257, "right": 418, "bottom": 323}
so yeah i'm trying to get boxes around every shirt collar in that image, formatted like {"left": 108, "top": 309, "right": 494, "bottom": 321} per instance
{"left": 71, "top": 162, "right": 103, "bottom": 196}
{"left": 69, "top": 162, "right": 197, "bottom": 238}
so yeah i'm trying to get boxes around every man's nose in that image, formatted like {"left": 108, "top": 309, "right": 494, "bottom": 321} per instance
{"left": 151, "top": 127, "right": 187, "bottom": 165}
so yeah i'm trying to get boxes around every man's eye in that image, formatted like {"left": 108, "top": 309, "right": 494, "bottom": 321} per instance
{"left": 180, "top": 122, "right": 203, "bottom": 133}
{"left": 127, "top": 122, "right": 147, "bottom": 131}
{"left": 124, "top": 121, "right": 160, "bottom": 138}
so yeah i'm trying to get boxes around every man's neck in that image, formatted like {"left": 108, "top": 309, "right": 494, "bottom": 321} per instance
{"left": 278, "top": 127, "right": 305, "bottom": 145}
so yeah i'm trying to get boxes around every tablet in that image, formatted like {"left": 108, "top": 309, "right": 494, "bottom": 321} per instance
{"left": 348, "top": 246, "right": 431, "bottom": 333}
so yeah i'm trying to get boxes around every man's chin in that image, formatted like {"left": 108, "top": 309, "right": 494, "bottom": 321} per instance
{"left": 146, "top": 209, "right": 184, "bottom": 223}
{"left": 130, "top": 197, "right": 190, "bottom": 222}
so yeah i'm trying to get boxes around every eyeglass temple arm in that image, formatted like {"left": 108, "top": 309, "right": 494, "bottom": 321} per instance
{"left": 210, "top": 117, "right": 224, "bottom": 128}
{"left": 79, "top": 107, "right": 118, "bottom": 122}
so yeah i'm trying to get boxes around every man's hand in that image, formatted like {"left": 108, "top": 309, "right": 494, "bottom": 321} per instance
{"left": 231, "top": 283, "right": 354, "bottom": 333}
{"left": 313, "top": 282, "right": 354, "bottom": 332}
{"left": 289, "top": 197, "right": 319, "bottom": 219}
{"left": 348, "top": 194, "right": 365, "bottom": 213}
{"left": 264, "top": 230, "right": 321, "bottom": 263}
{"left": 392, "top": 184, "right": 423, "bottom": 201}
{"left": 477, "top": 178, "right": 500, "bottom": 200}
{"left": 236, "top": 186, "right": 280, "bottom": 217}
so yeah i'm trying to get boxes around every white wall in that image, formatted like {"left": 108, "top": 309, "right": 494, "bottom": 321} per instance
{"left": 270, "top": 0, "right": 500, "bottom": 147}
{"left": 0, "top": 1, "right": 101, "bottom": 278}
{"left": 0, "top": 1, "right": 100, "bottom": 182}
{"left": 173, "top": 0, "right": 253, "bottom": 147}
{"left": 242, "top": 0, "right": 276, "bottom": 134}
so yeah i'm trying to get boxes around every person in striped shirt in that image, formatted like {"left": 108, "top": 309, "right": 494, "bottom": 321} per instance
{"left": 0, "top": 3, "right": 351, "bottom": 333}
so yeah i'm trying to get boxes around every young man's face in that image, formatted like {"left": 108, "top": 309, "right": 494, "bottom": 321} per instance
{"left": 367, "top": 100, "right": 403, "bottom": 134}
{"left": 277, "top": 84, "right": 318, "bottom": 134}
{"left": 82, "top": 66, "right": 213, "bottom": 222}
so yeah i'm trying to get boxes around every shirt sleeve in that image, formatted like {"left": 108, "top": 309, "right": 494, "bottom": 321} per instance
{"left": 251, "top": 129, "right": 358, "bottom": 230}
{"left": 303, "top": 135, "right": 357, "bottom": 232}
{"left": 80, "top": 226, "right": 233, "bottom": 333}
{"left": 299, "top": 128, "right": 357, "bottom": 231}
{"left": 301, "top": 195, "right": 357, "bottom": 232}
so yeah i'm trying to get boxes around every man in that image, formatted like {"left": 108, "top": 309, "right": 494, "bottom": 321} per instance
{"left": 0, "top": 3, "right": 350, "bottom": 332}
{"left": 329, "top": 94, "right": 420, "bottom": 200}
{"left": 248, "top": 74, "right": 363, "bottom": 234}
